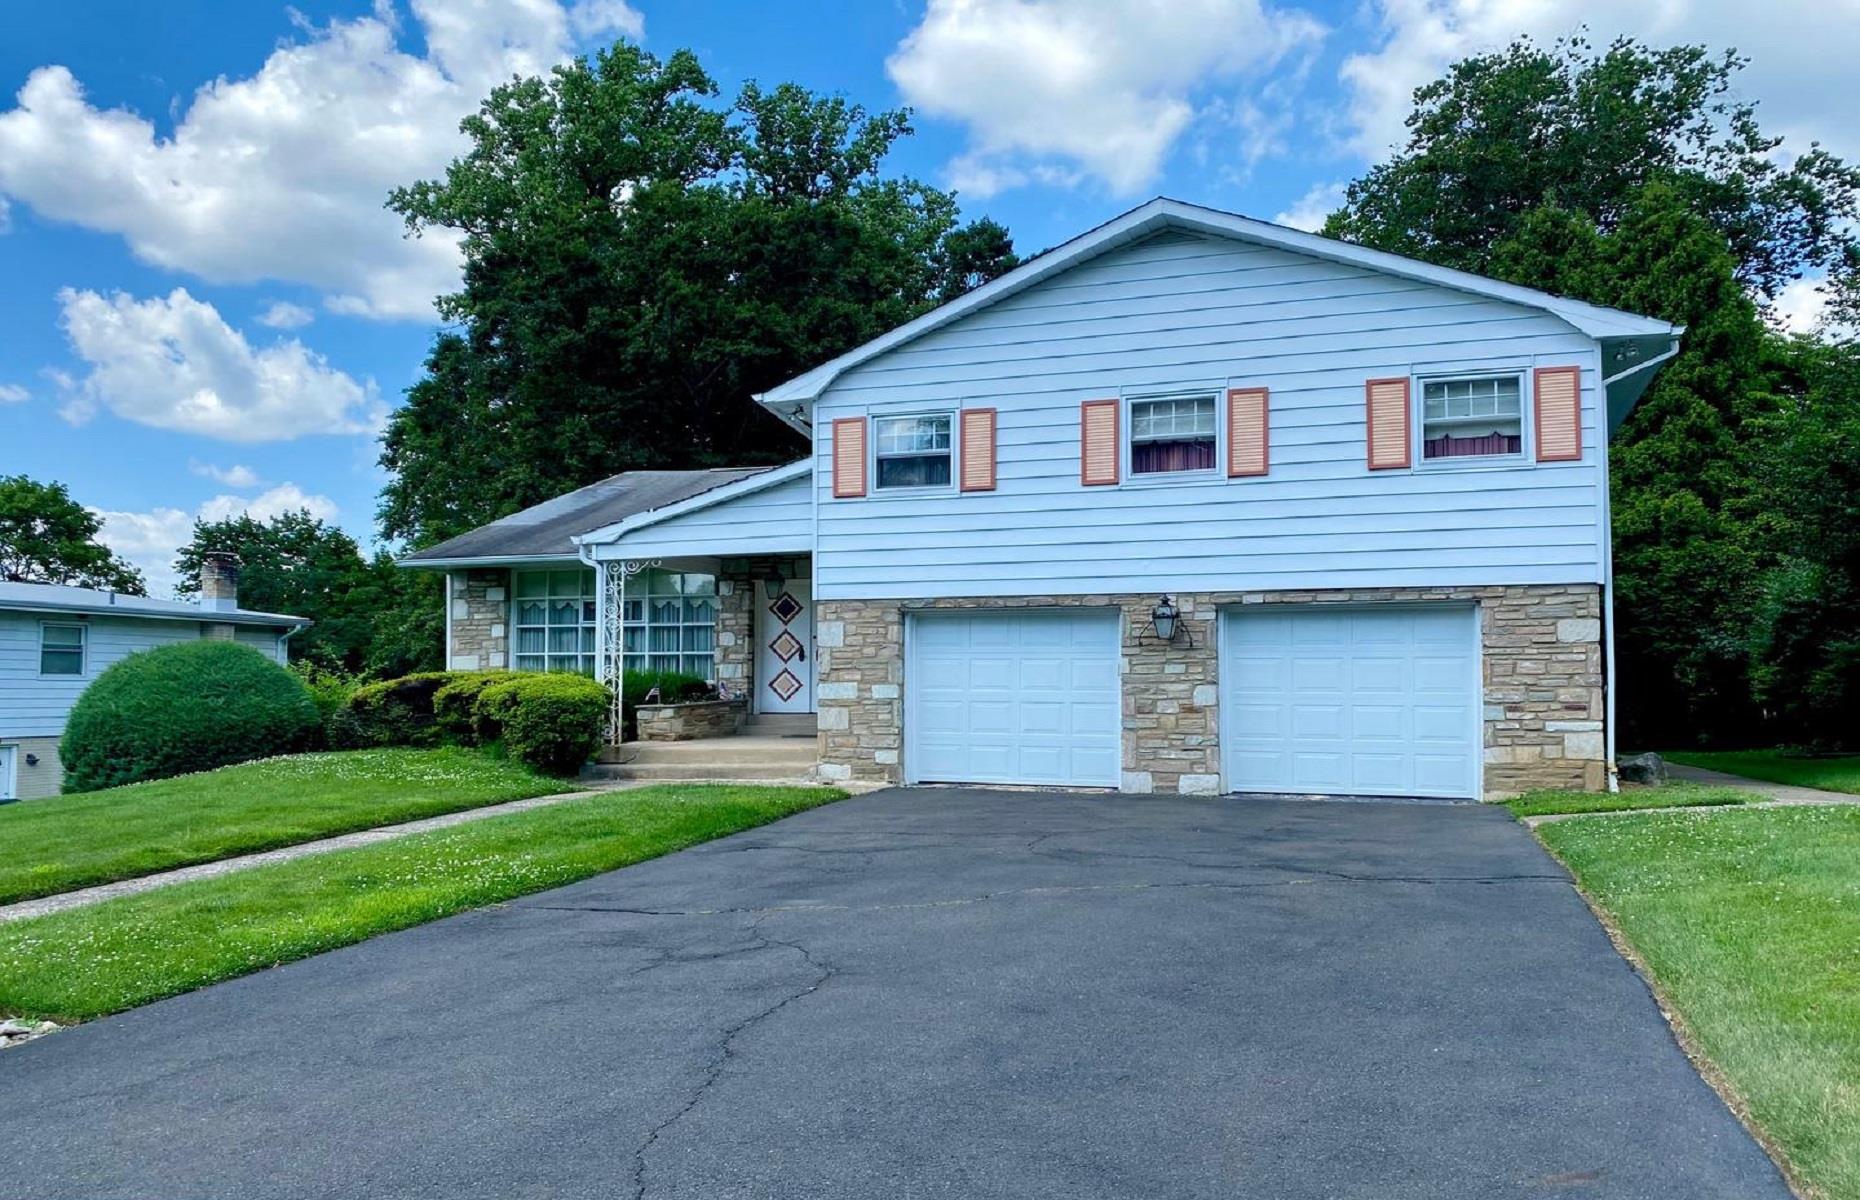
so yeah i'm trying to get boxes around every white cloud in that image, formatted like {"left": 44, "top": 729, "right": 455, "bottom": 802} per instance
{"left": 56, "top": 286, "right": 382, "bottom": 442}
{"left": 93, "top": 483, "right": 340, "bottom": 596}
{"left": 888, "top": 0, "right": 1326, "bottom": 197}
{"left": 256, "top": 301, "right": 315, "bottom": 330}
{"left": 1274, "top": 180, "right": 1348, "bottom": 231}
{"left": 568, "top": 0, "right": 645, "bottom": 40}
{"left": 189, "top": 460, "right": 263, "bottom": 488}
{"left": 1341, "top": 0, "right": 1860, "bottom": 162}
{"left": 0, "top": 0, "right": 644, "bottom": 321}
{"left": 0, "top": 383, "right": 27, "bottom": 404}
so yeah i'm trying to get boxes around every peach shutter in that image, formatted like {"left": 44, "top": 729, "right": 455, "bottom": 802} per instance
{"left": 1226, "top": 387, "right": 1269, "bottom": 477}
{"left": 1080, "top": 399, "right": 1119, "bottom": 486}
{"left": 1534, "top": 366, "right": 1582, "bottom": 462}
{"left": 1364, "top": 377, "right": 1412, "bottom": 470}
{"left": 831, "top": 417, "right": 867, "bottom": 498}
{"left": 960, "top": 408, "right": 997, "bottom": 492}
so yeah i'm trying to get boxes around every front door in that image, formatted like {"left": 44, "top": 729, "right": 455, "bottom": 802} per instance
{"left": 757, "top": 579, "right": 815, "bottom": 713}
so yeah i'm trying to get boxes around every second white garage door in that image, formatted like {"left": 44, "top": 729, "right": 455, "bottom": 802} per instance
{"left": 1220, "top": 606, "right": 1480, "bottom": 799}
{"left": 905, "top": 610, "right": 1121, "bottom": 787}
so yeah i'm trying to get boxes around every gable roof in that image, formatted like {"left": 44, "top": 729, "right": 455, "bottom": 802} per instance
{"left": 756, "top": 196, "right": 1682, "bottom": 426}
{"left": 0, "top": 581, "right": 307, "bottom": 627}
{"left": 399, "top": 468, "right": 779, "bottom": 567}
{"left": 574, "top": 459, "right": 812, "bottom": 546}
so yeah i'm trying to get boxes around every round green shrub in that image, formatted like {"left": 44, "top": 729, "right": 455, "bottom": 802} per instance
{"left": 433, "top": 671, "right": 521, "bottom": 741}
{"left": 60, "top": 640, "right": 321, "bottom": 792}
{"left": 474, "top": 674, "right": 608, "bottom": 775}
{"left": 345, "top": 671, "right": 463, "bottom": 747}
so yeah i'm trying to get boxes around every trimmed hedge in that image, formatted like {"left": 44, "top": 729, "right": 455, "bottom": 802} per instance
{"left": 60, "top": 641, "right": 321, "bottom": 793}
{"left": 476, "top": 674, "right": 609, "bottom": 774}
{"left": 619, "top": 669, "right": 712, "bottom": 739}
{"left": 344, "top": 669, "right": 608, "bottom": 775}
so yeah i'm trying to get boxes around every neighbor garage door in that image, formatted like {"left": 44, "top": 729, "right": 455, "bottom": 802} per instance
{"left": 906, "top": 610, "right": 1120, "bottom": 787}
{"left": 1220, "top": 606, "right": 1479, "bottom": 799}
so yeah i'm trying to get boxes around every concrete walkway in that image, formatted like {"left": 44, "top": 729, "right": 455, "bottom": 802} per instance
{"left": 0, "top": 787, "right": 623, "bottom": 924}
{"left": 1525, "top": 762, "right": 1860, "bottom": 826}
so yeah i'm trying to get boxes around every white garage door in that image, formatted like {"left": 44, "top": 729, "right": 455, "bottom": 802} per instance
{"left": 906, "top": 610, "right": 1121, "bottom": 787}
{"left": 1221, "top": 606, "right": 1479, "bottom": 799}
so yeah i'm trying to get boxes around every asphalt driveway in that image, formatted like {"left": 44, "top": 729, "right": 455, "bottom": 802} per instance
{"left": 0, "top": 789, "right": 1790, "bottom": 1199}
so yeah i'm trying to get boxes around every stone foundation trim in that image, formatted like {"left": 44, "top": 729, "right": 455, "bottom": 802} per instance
{"left": 636, "top": 698, "right": 747, "bottom": 741}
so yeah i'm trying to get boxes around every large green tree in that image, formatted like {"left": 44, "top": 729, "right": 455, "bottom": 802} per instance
{"left": 176, "top": 511, "right": 374, "bottom": 670}
{"left": 380, "top": 44, "right": 1018, "bottom": 547}
{"left": 0, "top": 475, "right": 143, "bottom": 593}
{"left": 1324, "top": 36, "right": 1860, "bottom": 747}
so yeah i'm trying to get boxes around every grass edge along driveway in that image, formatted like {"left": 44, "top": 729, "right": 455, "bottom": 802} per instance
{"left": 1536, "top": 805, "right": 1860, "bottom": 1200}
{"left": 0, "top": 783, "right": 844, "bottom": 1024}
{"left": 0, "top": 749, "right": 576, "bottom": 906}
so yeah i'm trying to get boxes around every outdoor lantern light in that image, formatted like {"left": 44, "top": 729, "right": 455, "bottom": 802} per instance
{"left": 1151, "top": 595, "right": 1180, "bottom": 642}
{"left": 762, "top": 568, "right": 786, "bottom": 600}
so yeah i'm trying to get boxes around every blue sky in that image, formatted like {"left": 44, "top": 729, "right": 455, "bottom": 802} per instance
{"left": 1, "top": 0, "right": 1847, "bottom": 593}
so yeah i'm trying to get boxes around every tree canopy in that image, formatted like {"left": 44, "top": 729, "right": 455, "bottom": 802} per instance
{"left": 1324, "top": 34, "right": 1860, "bottom": 747}
{"left": 379, "top": 44, "right": 1017, "bottom": 548}
{"left": 0, "top": 475, "right": 144, "bottom": 593}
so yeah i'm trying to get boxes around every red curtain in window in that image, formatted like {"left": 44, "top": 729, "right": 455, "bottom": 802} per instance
{"left": 1132, "top": 439, "right": 1216, "bottom": 473}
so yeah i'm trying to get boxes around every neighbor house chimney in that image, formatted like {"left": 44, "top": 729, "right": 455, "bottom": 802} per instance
{"left": 199, "top": 551, "right": 241, "bottom": 612}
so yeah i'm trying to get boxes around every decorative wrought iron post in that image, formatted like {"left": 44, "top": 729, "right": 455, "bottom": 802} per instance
{"left": 598, "top": 558, "right": 659, "bottom": 744}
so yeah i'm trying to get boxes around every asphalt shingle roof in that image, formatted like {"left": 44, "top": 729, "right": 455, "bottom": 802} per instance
{"left": 0, "top": 581, "right": 306, "bottom": 626}
{"left": 399, "top": 468, "right": 779, "bottom": 564}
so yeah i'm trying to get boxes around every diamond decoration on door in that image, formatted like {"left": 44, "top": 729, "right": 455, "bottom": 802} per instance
{"left": 767, "top": 591, "right": 804, "bottom": 625}
{"left": 769, "top": 631, "right": 803, "bottom": 662}
{"left": 768, "top": 669, "right": 803, "bottom": 702}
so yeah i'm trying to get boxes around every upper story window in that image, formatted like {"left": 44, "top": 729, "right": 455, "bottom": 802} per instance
{"left": 1422, "top": 375, "right": 1523, "bottom": 460}
{"left": 874, "top": 414, "right": 952, "bottom": 489}
{"left": 1130, "top": 394, "right": 1216, "bottom": 475}
{"left": 40, "top": 623, "right": 85, "bottom": 675}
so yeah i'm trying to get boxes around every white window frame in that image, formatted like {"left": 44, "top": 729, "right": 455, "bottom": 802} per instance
{"left": 38, "top": 621, "right": 87, "bottom": 678}
{"left": 871, "top": 410, "right": 956, "bottom": 493}
{"left": 1415, "top": 369, "right": 1530, "bottom": 468}
{"left": 510, "top": 568, "right": 600, "bottom": 676}
{"left": 1123, "top": 389, "right": 1222, "bottom": 483}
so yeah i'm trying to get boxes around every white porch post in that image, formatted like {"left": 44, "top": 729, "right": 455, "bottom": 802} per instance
{"left": 597, "top": 557, "right": 659, "bottom": 743}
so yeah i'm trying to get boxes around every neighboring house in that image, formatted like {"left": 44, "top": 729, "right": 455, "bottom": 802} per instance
{"left": 0, "top": 554, "right": 308, "bottom": 800}
{"left": 402, "top": 197, "right": 1681, "bottom": 800}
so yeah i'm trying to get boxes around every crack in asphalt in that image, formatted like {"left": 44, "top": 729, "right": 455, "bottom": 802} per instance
{"left": 526, "top": 871, "right": 1567, "bottom": 921}
{"left": 628, "top": 922, "right": 834, "bottom": 1200}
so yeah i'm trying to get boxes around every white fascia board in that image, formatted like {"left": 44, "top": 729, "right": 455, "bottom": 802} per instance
{"left": 573, "top": 460, "right": 811, "bottom": 547}
{"left": 394, "top": 553, "right": 584, "bottom": 571}
{"left": 754, "top": 197, "right": 1680, "bottom": 412}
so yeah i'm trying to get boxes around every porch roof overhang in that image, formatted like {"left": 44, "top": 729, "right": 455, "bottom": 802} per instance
{"left": 574, "top": 460, "right": 813, "bottom": 561}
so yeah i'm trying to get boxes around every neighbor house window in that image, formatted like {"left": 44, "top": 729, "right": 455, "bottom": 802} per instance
{"left": 513, "top": 567, "right": 716, "bottom": 679}
{"left": 1422, "top": 375, "right": 1523, "bottom": 460}
{"left": 40, "top": 623, "right": 85, "bottom": 675}
{"left": 1129, "top": 394, "right": 1217, "bottom": 474}
{"left": 874, "top": 414, "right": 953, "bottom": 488}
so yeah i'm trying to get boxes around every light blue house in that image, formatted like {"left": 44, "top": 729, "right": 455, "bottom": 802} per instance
{"left": 0, "top": 555, "right": 307, "bottom": 799}
{"left": 407, "top": 198, "right": 1680, "bottom": 800}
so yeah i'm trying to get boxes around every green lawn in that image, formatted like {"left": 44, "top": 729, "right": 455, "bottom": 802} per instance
{"left": 1665, "top": 750, "right": 1860, "bottom": 796}
{"left": 1503, "top": 783, "right": 1750, "bottom": 818}
{"left": 0, "top": 749, "right": 575, "bottom": 905}
{"left": 1540, "top": 807, "right": 1860, "bottom": 1199}
{"left": 0, "top": 783, "right": 842, "bottom": 1023}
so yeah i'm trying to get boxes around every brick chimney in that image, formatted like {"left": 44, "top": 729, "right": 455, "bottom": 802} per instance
{"left": 199, "top": 551, "right": 241, "bottom": 612}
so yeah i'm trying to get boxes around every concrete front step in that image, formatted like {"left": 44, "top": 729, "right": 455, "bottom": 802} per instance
{"left": 608, "top": 737, "right": 817, "bottom": 767}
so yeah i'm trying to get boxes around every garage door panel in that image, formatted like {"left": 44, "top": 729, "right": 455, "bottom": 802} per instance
{"left": 1224, "top": 606, "right": 1478, "bottom": 799}
{"left": 907, "top": 611, "right": 1120, "bottom": 787}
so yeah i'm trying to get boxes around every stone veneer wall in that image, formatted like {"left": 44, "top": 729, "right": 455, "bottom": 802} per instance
{"left": 713, "top": 574, "right": 757, "bottom": 701}
{"left": 814, "top": 584, "right": 1605, "bottom": 798}
{"left": 448, "top": 569, "right": 510, "bottom": 671}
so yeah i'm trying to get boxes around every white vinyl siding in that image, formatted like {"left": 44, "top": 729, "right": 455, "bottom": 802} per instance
{"left": 809, "top": 232, "right": 1605, "bottom": 600}
{"left": 594, "top": 470, "right": 813, "bottom": 560}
